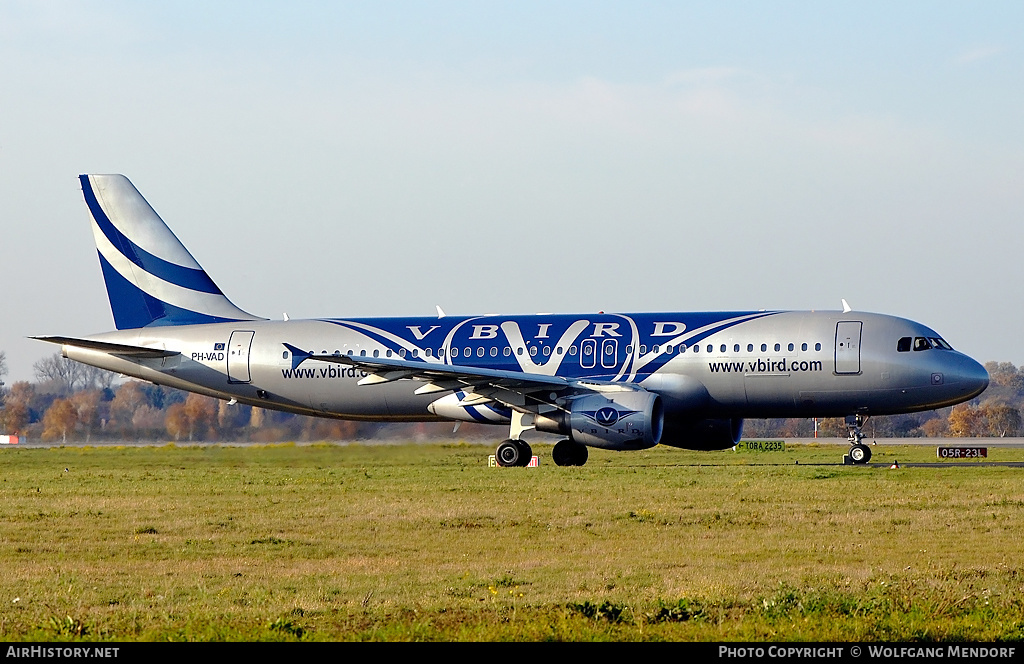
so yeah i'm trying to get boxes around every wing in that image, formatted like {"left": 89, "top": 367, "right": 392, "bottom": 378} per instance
{"left": 284, "top": 343, "right": 636, "bottom": 410}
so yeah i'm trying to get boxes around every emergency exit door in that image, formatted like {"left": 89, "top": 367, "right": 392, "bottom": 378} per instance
{"left": 227, "top": 330, "right": 255, "bottom": 383}
{"left": 834, "top": 321, "right": 862, "bottom": 375}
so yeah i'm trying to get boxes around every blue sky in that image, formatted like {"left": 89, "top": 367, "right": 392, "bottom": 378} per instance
{"left": 1, "top": 1, "right": 1022, "bottom": 381}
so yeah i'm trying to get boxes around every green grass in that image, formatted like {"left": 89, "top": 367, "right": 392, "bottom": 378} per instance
{"left": 1, "top": 442, "right": 1023, "bottom": 641}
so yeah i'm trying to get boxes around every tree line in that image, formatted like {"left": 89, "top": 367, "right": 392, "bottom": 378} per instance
{"left": 0, "top": 351, "right": 1019, "bottom": 443}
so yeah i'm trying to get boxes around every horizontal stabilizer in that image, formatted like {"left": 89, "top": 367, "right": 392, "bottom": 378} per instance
{"left": 31, "top": 336, "right": 180, "bottom": 359}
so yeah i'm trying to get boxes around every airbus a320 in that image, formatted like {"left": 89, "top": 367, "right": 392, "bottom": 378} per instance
{"left": 35, "top": 175, "right": 989, "bottom": 466}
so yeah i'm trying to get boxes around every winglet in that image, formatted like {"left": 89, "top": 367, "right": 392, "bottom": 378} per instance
{"left": 436, "top": 305, "right": 446, "bottom": 319}
{"left": 841, "top": 299, "right": 852, "bottom": 313}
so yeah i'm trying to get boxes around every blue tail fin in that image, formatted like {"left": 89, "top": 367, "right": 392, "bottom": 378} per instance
{"left": 80, "top": 174, "right": 262, "bottom": 329}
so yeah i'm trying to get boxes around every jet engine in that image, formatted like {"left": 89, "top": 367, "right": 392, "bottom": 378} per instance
{"left": 536, "top": 391, "right": 663, "bottom": 450}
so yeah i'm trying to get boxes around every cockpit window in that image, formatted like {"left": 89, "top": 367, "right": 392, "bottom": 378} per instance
{"left": 930, "top": 337, "right": 953, "bottom": 350}
{"left": 913, "top": 337, "right": 932, "bottom": 351}
{"left": 897, "top": 337, "right": 911, "bottom": 352}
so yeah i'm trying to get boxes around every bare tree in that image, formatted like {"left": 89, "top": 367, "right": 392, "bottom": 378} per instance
{"left": 33, "top": 353, "right": 87, "bottom": 395}
{"left": 0, "top": 350, "right": 7, "bottom": 389}
{"left": 79, "top": 363, "right": 117, "bottom": 390}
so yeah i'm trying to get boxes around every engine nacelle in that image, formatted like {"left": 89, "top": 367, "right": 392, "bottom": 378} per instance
{"left": 537, "top": 391, "right": 664, "bottom": 451}
{"left": 660, "top": 416, "right": 744, "bottom": 450}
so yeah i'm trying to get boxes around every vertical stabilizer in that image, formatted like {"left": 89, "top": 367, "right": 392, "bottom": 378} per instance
{"left": 80, "top": 174, "right": 262, "bottom": 329}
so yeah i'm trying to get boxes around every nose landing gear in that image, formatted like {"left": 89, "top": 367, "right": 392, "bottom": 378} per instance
{"left": 845, "top": 414, "right": 872, "bottom": 464}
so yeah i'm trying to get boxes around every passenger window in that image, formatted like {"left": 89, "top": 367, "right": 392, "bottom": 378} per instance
{"left": 424, "top": 348, "right": 432, "bottom": 357}
{"left": 477, "top": 347, "right": 485, "bottom": 357}
{"left": 693, "top": 344, "right": 699, "bottom": 353}
{"left": 530, "top": 347, "right": 537, "bottom": 356}
{"left": 518, "top": 347, "right": 524, "bottom": 356}
{"left": 680, "top": 344, "right": 687, "bottom": 353}
{"left": 733, "top": 344, "right": 739, "bottom": 353}
{"left": 640, "top": 345, "right": 647, "bottom": 354}
{"left": 450, "top": 348, "right": 458, "bottom": 358}
{"left": 815, "top": 343, "right": 821, "bottom": 351}
{"left": 626, "top": 345, "right": 633, "bottom": 354}
{"left": 360, "top": 350, "right": 366, "bottom": 357}
{"left": 373, "top": 350, "right": 379, "bottom": 358}
{"left": 801, "top": 343, "right": 807, "bottom": 351}
{"left": 654, "top": 345, "right": 660, "bottom": 354}
{"left": 707, "top": 345, "right": 713, "bottom": 353}
{"left": 399, "top": 349, "right": 407, "bottom": 358}
{"left": 490, "top": 347, "right": 497, "bottom": 357}
{"left": 386, "top": 350, "right": 392, "bottom": 358}
{"left": 897, "top": 337, "right": 911, "bottom": 352}
{"left": 411, "top": 349, "right": 418, "bottom": 358}
{"left": 569, "top": 346, "right": 577, "bottom": 355}
{"left": 761, "top": 343, "right": 767, "bottom": 352}
{"left": 747, "top": 344, "right": 753, "bottom": 352}
{"left": 504, "top": 347, "right": 511, "bottom": 356}
{"left": 556, "top": 346, "right": 563, "bottom": 355}
{"left": 788, "top": 343, "right": 794, "bottom": 352}
{"left": 774, "top": 343, "right": 781, "bottom": 352}
{"left": 543, "top": 346, "right": 551, "bottom": 356}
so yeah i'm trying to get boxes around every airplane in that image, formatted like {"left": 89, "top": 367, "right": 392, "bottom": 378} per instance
{"left": 34, "top": 174, "right": 989, "bottom": 466}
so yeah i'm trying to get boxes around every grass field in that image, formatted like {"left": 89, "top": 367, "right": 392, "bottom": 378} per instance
{"left": 1, "top": 441, "right": 1023, "bottom": 641}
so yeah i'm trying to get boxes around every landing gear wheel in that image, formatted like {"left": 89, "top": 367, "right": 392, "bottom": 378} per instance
{"left": 552, "top": 439, "right": 589, "bottom": 467}
{"left": 496, "top": 439, "right": 522, "bottom": 467}
{"left": 515, "top": 440, "right": 533, "bottom": 466}
{"left": 849, "top": 443, "right": 872, "bottom": 465}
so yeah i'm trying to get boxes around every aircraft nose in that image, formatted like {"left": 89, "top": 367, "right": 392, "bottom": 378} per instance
{"left": 953, "top": 354, "right": 989, "bottom": 399}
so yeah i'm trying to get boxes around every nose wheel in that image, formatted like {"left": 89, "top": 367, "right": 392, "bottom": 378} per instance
{"left": 845, "top": 415, "right": 872, "bottom": 465}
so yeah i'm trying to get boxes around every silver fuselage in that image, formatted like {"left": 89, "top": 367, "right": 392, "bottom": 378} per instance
{"left": 60, "top": 310, "right": 989, "bottom": 424}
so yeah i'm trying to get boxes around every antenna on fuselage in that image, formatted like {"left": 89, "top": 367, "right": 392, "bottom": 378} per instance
{"left": 841, "top": 299, "right": 852, "bottom": 313}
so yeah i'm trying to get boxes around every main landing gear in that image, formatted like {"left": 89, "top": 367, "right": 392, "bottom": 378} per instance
{"left": 845, "top": 414, "right": 872, "bottom": 465}
{"left": 494, "top": 411, "right": 590, "bottom": 467}
{"left": 494, "top": 438, "right": 590, "bottom": 467}
{"left": 551, "top": 439, "right": 588, "bottom": 467}
{"left": 495, "top": 439, "right": 533, "bottom": 467}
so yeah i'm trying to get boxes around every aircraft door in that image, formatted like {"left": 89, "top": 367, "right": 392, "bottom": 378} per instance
{"left": 580, "top": 339, "right": 597, "bottom": 369}
{"left": 227, "top": 330, "right": 255, "bottom": 383}
{"left": 834, "top": 322, "right": 862, "bottom": 375}
{"left": 601, "top": 339, "right": 618, "bottom": 369}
